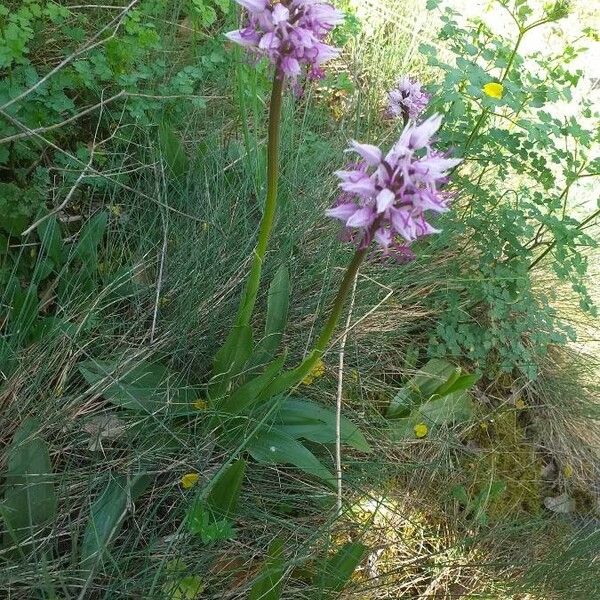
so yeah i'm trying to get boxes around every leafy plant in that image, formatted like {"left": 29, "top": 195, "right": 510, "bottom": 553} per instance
{"left": 186, "top": 458, "right": 246, "bottom": 544}
{"left": 421, "top": 0, "right": 599, "bottom": 378}
{"left": 386, "top": 359, "right": 477, "bottom": 439}
{"left": 452, "top": 480, "right": 507, "bottom": 526}
{"left": 313, "top": 542, "right": 368, "bottom": 598}
{"left": 1, "top": 418, "right": 56, "bottom": 551}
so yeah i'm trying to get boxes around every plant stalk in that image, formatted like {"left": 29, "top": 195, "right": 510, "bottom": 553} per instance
{"left": 237, "top": 74, "right": 285, "bottom": 327}
{"left": 261, "top": 244, "right": 369, "bottom": 398}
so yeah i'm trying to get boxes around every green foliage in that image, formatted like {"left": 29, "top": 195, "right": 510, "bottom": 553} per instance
{"left": 250, "top": 264, "right": 291, "bottom": 369}
{"left": 386, "top": 359, "right": 476, "bottom": 439}
{"left": 274, "top": 397, "right": 371, "bottom": 453}
{"left": 249, "top": 538, "right": 285, "bottom": 600}
{"left": 0, "top": 211, "right": 137, "bottom": 380}
{"left": 80, "top": 473, "right": 152, "bottom": 572}
{"left": 79, "top": 358, "right": 198, "bottom": 414}
{"left": 186, "top": 459, "right": 246, "bottom": 544}
{"left": 420, "top": 0, "right": 599, "bottom": 378}
{"left": 313, "top": 542, "right": 367, "bottom": 597}
{"left": 452, "top": 480, "right": 507, "bottom": 526}
{"left": 248, "top": 424, "right": 336, "bottom": 485}
{"left": 386, "top": 358, "right": 459, "bottom": 418}
{"left": 1, "top": 418, "right": 56, "bottom": 550}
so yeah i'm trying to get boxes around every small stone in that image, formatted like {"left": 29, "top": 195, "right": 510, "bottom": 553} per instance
{"left": 544, "top": 493, "right": 575, "bottom": 514}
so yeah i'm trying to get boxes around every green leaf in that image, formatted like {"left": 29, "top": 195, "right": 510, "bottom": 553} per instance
{"left": 37, "top": 217, "right": 64, "bottom": 266}
{"left": 434, "top": 372, "right": 480, "bottom": 397}
{"left": 388, "top": 391, "right": 473, "bottom": 440}
{"left": 206, "top": 458, "right": 246, "bottom": 521}
{"left": 72, "top": 212, "right": 107, "bottom": 267}
{"left": 247, "top": 426, "right": 335, "bottom": 486}
{"left": 251, "top": 265, "right": 290, "bottom": 368}
{"left": 79, "top": 358, "right": 197, "bottom": 413}
{"left": 386, "top": 359, "right": 459, "bottom": 418}
{"left": 165, "top": 575, "right": 205, "bottom": 600}
{"left": 80, "top": 473, "right": 151, "bottom": 571}
{"left": 158, "top": 121, "right": 188, "bottom": 178}
{"left": 276, "top": 398, "right": 371, "bottom": 453}
{"left": 224, "top": 354, "right": 286, "bottom": 415}
{"left": 186, "top": 459, "right": 246, "bottom": 544}
{"left": 419, "top": 391, "right": 473, "bottom": 425}
{"left": 210, "top": 324, "right": 253, "bottom": 398}
{"left": 1, "top": 418, "right": 56, "bottom": 549}
{"left": 314, "top": 542, "right": 367, "bottom": 595}
{"left": 186, "top": 506, "right": 235, "bottom": 543}
{"left": 249, "top": 538, "right": 285, "bottom": 600}
{"left": 451, "top": 484, "right": 470, "bottom": 507}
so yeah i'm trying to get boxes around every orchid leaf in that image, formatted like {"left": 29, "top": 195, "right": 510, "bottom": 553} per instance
{"left": 251, "top": 265, "right": 290, "bottom": 369}
{"left": 1, "top": 418, "right": 56, "bottom": 550}
{"left": 247, "top": 426, "right": 335, "bottom": 486}
{"left": 249, "top": 538, "right": 285, "bottom": 600}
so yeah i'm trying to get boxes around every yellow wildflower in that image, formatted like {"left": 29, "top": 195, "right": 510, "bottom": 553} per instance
{"left": 181, "top": 473, "right": 200, "bottom": 489}
{"left": 483, "top": 82, "right": 503, "bottom": 99}
{"left": 302, "top": 358, "right": 326, "bottom": 385}
{"left": 515, "top": 397, "right": 526, "bottom": 410}
{"left": 193, "top": 398, "right": 208, "bottom": 410}
{"left": 414, "top": 422, "right": 428, "bottom": 438}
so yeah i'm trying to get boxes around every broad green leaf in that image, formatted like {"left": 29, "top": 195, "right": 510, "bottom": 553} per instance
{"left": 276, "top": 398, "right": 371, "bottom": 453}
{"left": 79, "top": 359, "right": 197, "bottom": 413}
{"left": 249, "top": 538, "right": 285, "bottom": 600}
{"left": 451, "top": 484, "right": 470, "bottom": 507}
{"left": 37, "top": 217, "right": 64, "bottom": 266}
{"left": 258, "top": 349, "right": 320, "bottom": 400}
{"left": 186, "top": 459, "right": 246, "bottom": 544}
{"left": 388, "top": 391, "right": 473, "bottom": 440}
{"left": 386, "top": 359, "right": 459, "bottom": 418}
{"left": 80, "top": 473, "right": 151, "bottom": 571}
{"left": 247, "top": 426, "right": 335, "bottom": 486}
{"left": 72, "top": 212, "right": 107, "bottom": 266}
{"left": 210, "top": 324, "right": 253, "bottom": 399}
{"left": 419, "top": 391, "right": 473, "bottom": 425}
{"left": 1, "top": 418, "right": 56, "bottom": 549}
{"left": 251, "top": 265, "right": 290, "bottom": 368}
{"left": 224, "top": 354, "right": 286, "bottom": 415}
{"left": 158, "top": 121, "right": 188, "bottom": 178}
{"left": 165, "top": 575, "right": 205, "bottom": 600}
{"left": 433, "top": 372, "right": 479, "bottom": 398}
{"left": 206, "top": 458, "right": 246, "bottom": 520}
{"left": 314, "top": 542, "right": 367, "bottom": 595}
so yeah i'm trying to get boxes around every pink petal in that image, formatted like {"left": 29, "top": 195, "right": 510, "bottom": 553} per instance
{"left": 376, "top": 188, "right": 396, "bottom": 213}
{"left": 259, "top": 31, "right": 280, "bottom": 50}
{"left": 346, "top": 140, "right": 382, "bottom": 166}
{"left": 313, "top": 42, "right": 340, "bottom": 65}
{"left": 374, "top": 227, "right": 393, "bottom": 248}
{"left": 326, "top": 203, "right": 360, "bottom": 221}
{"left": 346, "top": 207, "right": 376, "bottom": 228}
{"left": 225, "top": 29, "right": 259, "bottom": 48}
{"left": 408, "top": 114, "right": 443, "bottom": 149}
{"left": 236, "top": 0, "right": 268, "bottom": 12}
{"left": 271, "top": 3, "right": 290, "bottom": 24}
{"left": 390, "top": 208, "right": 418, "bottom": 241}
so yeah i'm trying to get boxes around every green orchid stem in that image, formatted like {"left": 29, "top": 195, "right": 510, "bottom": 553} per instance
{"left": 313, "top": 245, "right": 368, "bottom": 354}
{"left": 262, "top": 244, "right": 369, "bottom": 398}
{"left": 237, "top": 74, "right": 285, "bottom": 327}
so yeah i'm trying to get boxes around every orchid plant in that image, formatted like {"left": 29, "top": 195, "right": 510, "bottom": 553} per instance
{"left": 208, "top": 0, "right": 461, "bottom": 483}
